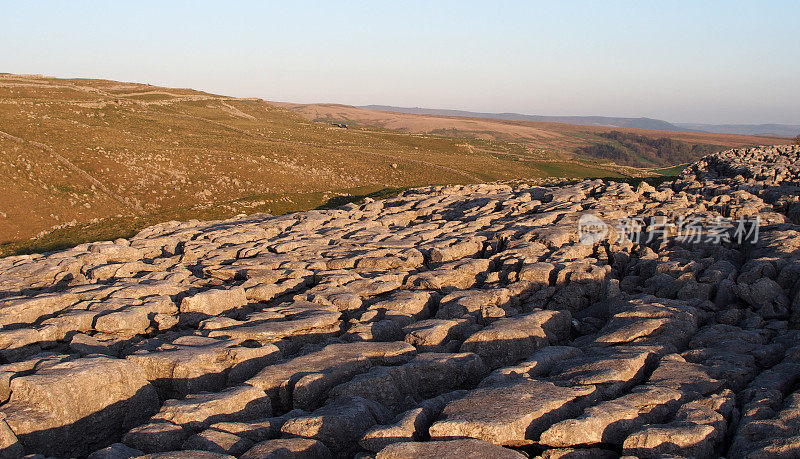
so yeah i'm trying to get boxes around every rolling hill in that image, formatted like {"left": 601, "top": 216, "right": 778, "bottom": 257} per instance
{"left": 281, "top": 103, "right": 789, "bottom": 167}
{"left": 0, "top": 74, "right": 634, "bottom": 253}
{"left": 362, "top": 105, "right": 800, "bottom": 138}
{"left": 0, "top": 74, "right": 790, "bottom": 255}
{"left": 361, "top": 105, "right": 693, "bottom": 131}
{"left": 676, "top": 123, "right": 800, "bottom": 137}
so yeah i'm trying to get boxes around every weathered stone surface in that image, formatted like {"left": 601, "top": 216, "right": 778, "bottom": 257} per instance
{"left": 245, "top": 341, "right": 415, "bottom": 411}
{"left": 369, "top": 290, "right": 432, "bottom": 319}
{"left": 123, "top": 422, "right": 189, "bottom": 454}
{"left": 180, "top": 287, "right": 248, "bottom": 316}
{"left": 460, "top": 310, "right": 570, "bottom": 368}
{"left": 328, "top": 352, "right": 485, "bottom": 411}
{"left": 181, "top": 428, "right": 254, "bottom": 456}
{"left": 205, "top": 308, "right": 341, "bottom": 343}
{"left": 538, "top": 447, "right": 618, "bottom": 459}
{"left": 591, "top": 296, "right": 699, "bottom": 352}
{"left": 404, "top": 318, "right": 473, "bottom": 352}
{"left": 550, "top": 346, "right": 659, "bottom": 399}
{"left": 0, "top": 413, "right": 24, "bottom": 459}
{"left": 0, "top": 293, "right": 79, "bottom": 328}
{"left": 152, "top": 385, "right": 272, "bottom": 431}
{"left": 86, "top": 442, "right": 144, "bottom": 459}
{"left": 540, "top": 385, "right": 684, "bottom": 447}
{"left": 359, "top": 390, "right": 467, "bottom": 452}
{"left": 479, "top": 345, "right": 584, "bottom": 386}
{"left": 208, "top": 409, "right": 306, "bottom": 443}
{"left": 240, "top": 437, "right": 332, "bottom": 459}
{"left": 429, "top": 379, "right": 596, "bottom": 446}
{"left": 375, "top": 438, "right": 526, "bottom": 458}
{"left": 281, "top": 396, "right": 391, "bottom": 454}
{"left": 728, "top": 349, "right": 800, "bottom": 459}
{"left": 622, "top": 390, "right": 735, "bottom": 459}
{"left": 2, "top": 145, "right": 800, "bottom": 456}
{"left": 646, "top": 354, "right": 723, "bottom": 397}
{"left": 135, "top": 452, "right": 235, "bottom": 459}
{"left": 127, "top": 336, "right": 281, "bottom": 397}
{"left": 1, "top": 356, "right": 159, "bottom": 457}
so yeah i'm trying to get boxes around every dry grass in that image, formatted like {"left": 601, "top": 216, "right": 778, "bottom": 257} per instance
{"left": 0, "top": 74, "right": 625, "bottom": 253}
{"left": 281, "top": 103, "right": 790, "bottom": 154}
{"left": 2, "top": 73, "right": 783, "bottom": 255}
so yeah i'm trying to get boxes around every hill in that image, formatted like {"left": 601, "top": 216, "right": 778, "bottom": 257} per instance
{"left": 0, "top": 74, "right": 789, "bottom": 254}
{"left": 282, "top": 103, "right": 789, "bottom": 167}
{"left": 361, "top": 105, "right": 800, "bottom": 138}
{"left": 0, "top": 74, "right": 635, "bottom": 253}
{"left": 361, "top": 105, "right": 694, "bottom": 131}
{"left": 676, "top": 122, "right": 800, "bottom": 137}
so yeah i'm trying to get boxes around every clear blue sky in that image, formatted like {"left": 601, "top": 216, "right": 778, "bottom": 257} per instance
{"left": 2, "top": 0, "right": 799, "bottom": 124}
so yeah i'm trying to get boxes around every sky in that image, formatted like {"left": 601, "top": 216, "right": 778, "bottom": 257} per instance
{"left": 2, "top": 1, "right": 799, "bottom": 124}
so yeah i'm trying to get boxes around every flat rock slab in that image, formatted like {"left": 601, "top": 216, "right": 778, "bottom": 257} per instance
{"left": 153, "top": 385, "right": 272, "bottom": 430}
{"left": 205, "top": 308, "right": 341, "bottom": 343}
{"left": 246, "top": 341, "right": 415, "bottom": 411}
{"left": 428, "top": 379, "right": 596, "bottom": 446}
{"left": 328, "top": 352, "right": 486, "bottom": 411}
{"left": 1, "top": 356, "right": 159, "bottom": 457}
{"left": 460, "top": 310, "right": 570, "bottom": 368}
{"left": 280, "top": 396, "right": 390, "bottom": 455}
{"left": 539, "top": 385, "right": 684, "bottom": 447}
{"left": 180, "top": 287, "right": 248, "bottom": 316}
{"left": 127, "top": 337, "right": 281, "bottom": 397}
{"left": 376, "top": 438, "right": 527, "bottom": 458}
{"left": 240, "top": 437, "right": 331, "bottom": 459}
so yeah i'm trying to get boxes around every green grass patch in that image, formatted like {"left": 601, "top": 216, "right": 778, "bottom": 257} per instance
{"left": 650, "top": 164, "right": 689, "bottom": 176}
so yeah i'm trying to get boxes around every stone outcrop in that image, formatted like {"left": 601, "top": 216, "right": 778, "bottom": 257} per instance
{"left": 0, "top": 145, "right": 798, "bottom": 457}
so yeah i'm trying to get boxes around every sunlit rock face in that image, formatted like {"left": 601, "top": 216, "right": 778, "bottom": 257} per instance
{"left": 0, "top": 145, "right": 799, "bottom": 458}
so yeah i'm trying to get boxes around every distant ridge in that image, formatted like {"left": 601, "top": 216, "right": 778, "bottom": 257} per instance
{"left": 676, "top": 123, "right": 800, "bottom": 137}
{"left": 360, "top": 105, "right": 698, "bottom": 132}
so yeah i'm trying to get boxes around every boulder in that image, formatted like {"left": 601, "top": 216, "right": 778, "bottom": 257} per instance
{"left": 1, "top": 356, "right": 159, "bottom": 457}
{"left": 180, "top": 287, "right": 248, "bottom": 316}
{"left": 281, "top": 396, "right": 391, "bottom": 455}
{"left": 460, "top": 310, "right": 570, "bottom": 368}
{"left": 240, "top": 437, "right": 331, "bottom": 459}
{"left": 376, "top": 438, "right": 526, "bottom": 458}
{"left": 153, "top": 385, "right": 272, "bottom": 431}
{"left": 246, "top": 341, "right": 415, "bottom": 412}
{"left": 428, "top": 379, "right": 596, "bottom": 446}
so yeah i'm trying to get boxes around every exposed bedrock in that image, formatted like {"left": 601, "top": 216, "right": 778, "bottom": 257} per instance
{"left": 0, "top": 145, "right": 798, "bottom": 457}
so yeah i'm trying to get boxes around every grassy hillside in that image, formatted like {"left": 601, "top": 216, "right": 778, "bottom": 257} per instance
{"left": 0, "top": 74, "right": 634, "bottom": 255}
{"left": 1, "top": 74, "right": 789, "bottom": 256}
{"left": 281, "top": 103, "right": 789, "bottom": 167}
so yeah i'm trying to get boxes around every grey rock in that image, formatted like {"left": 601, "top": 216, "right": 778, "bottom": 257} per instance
{"left": 428, "top": 379, "right": 596, "bottom": 446}
{"left": 375, "top": 438, "right": 526, "bottom": 458}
